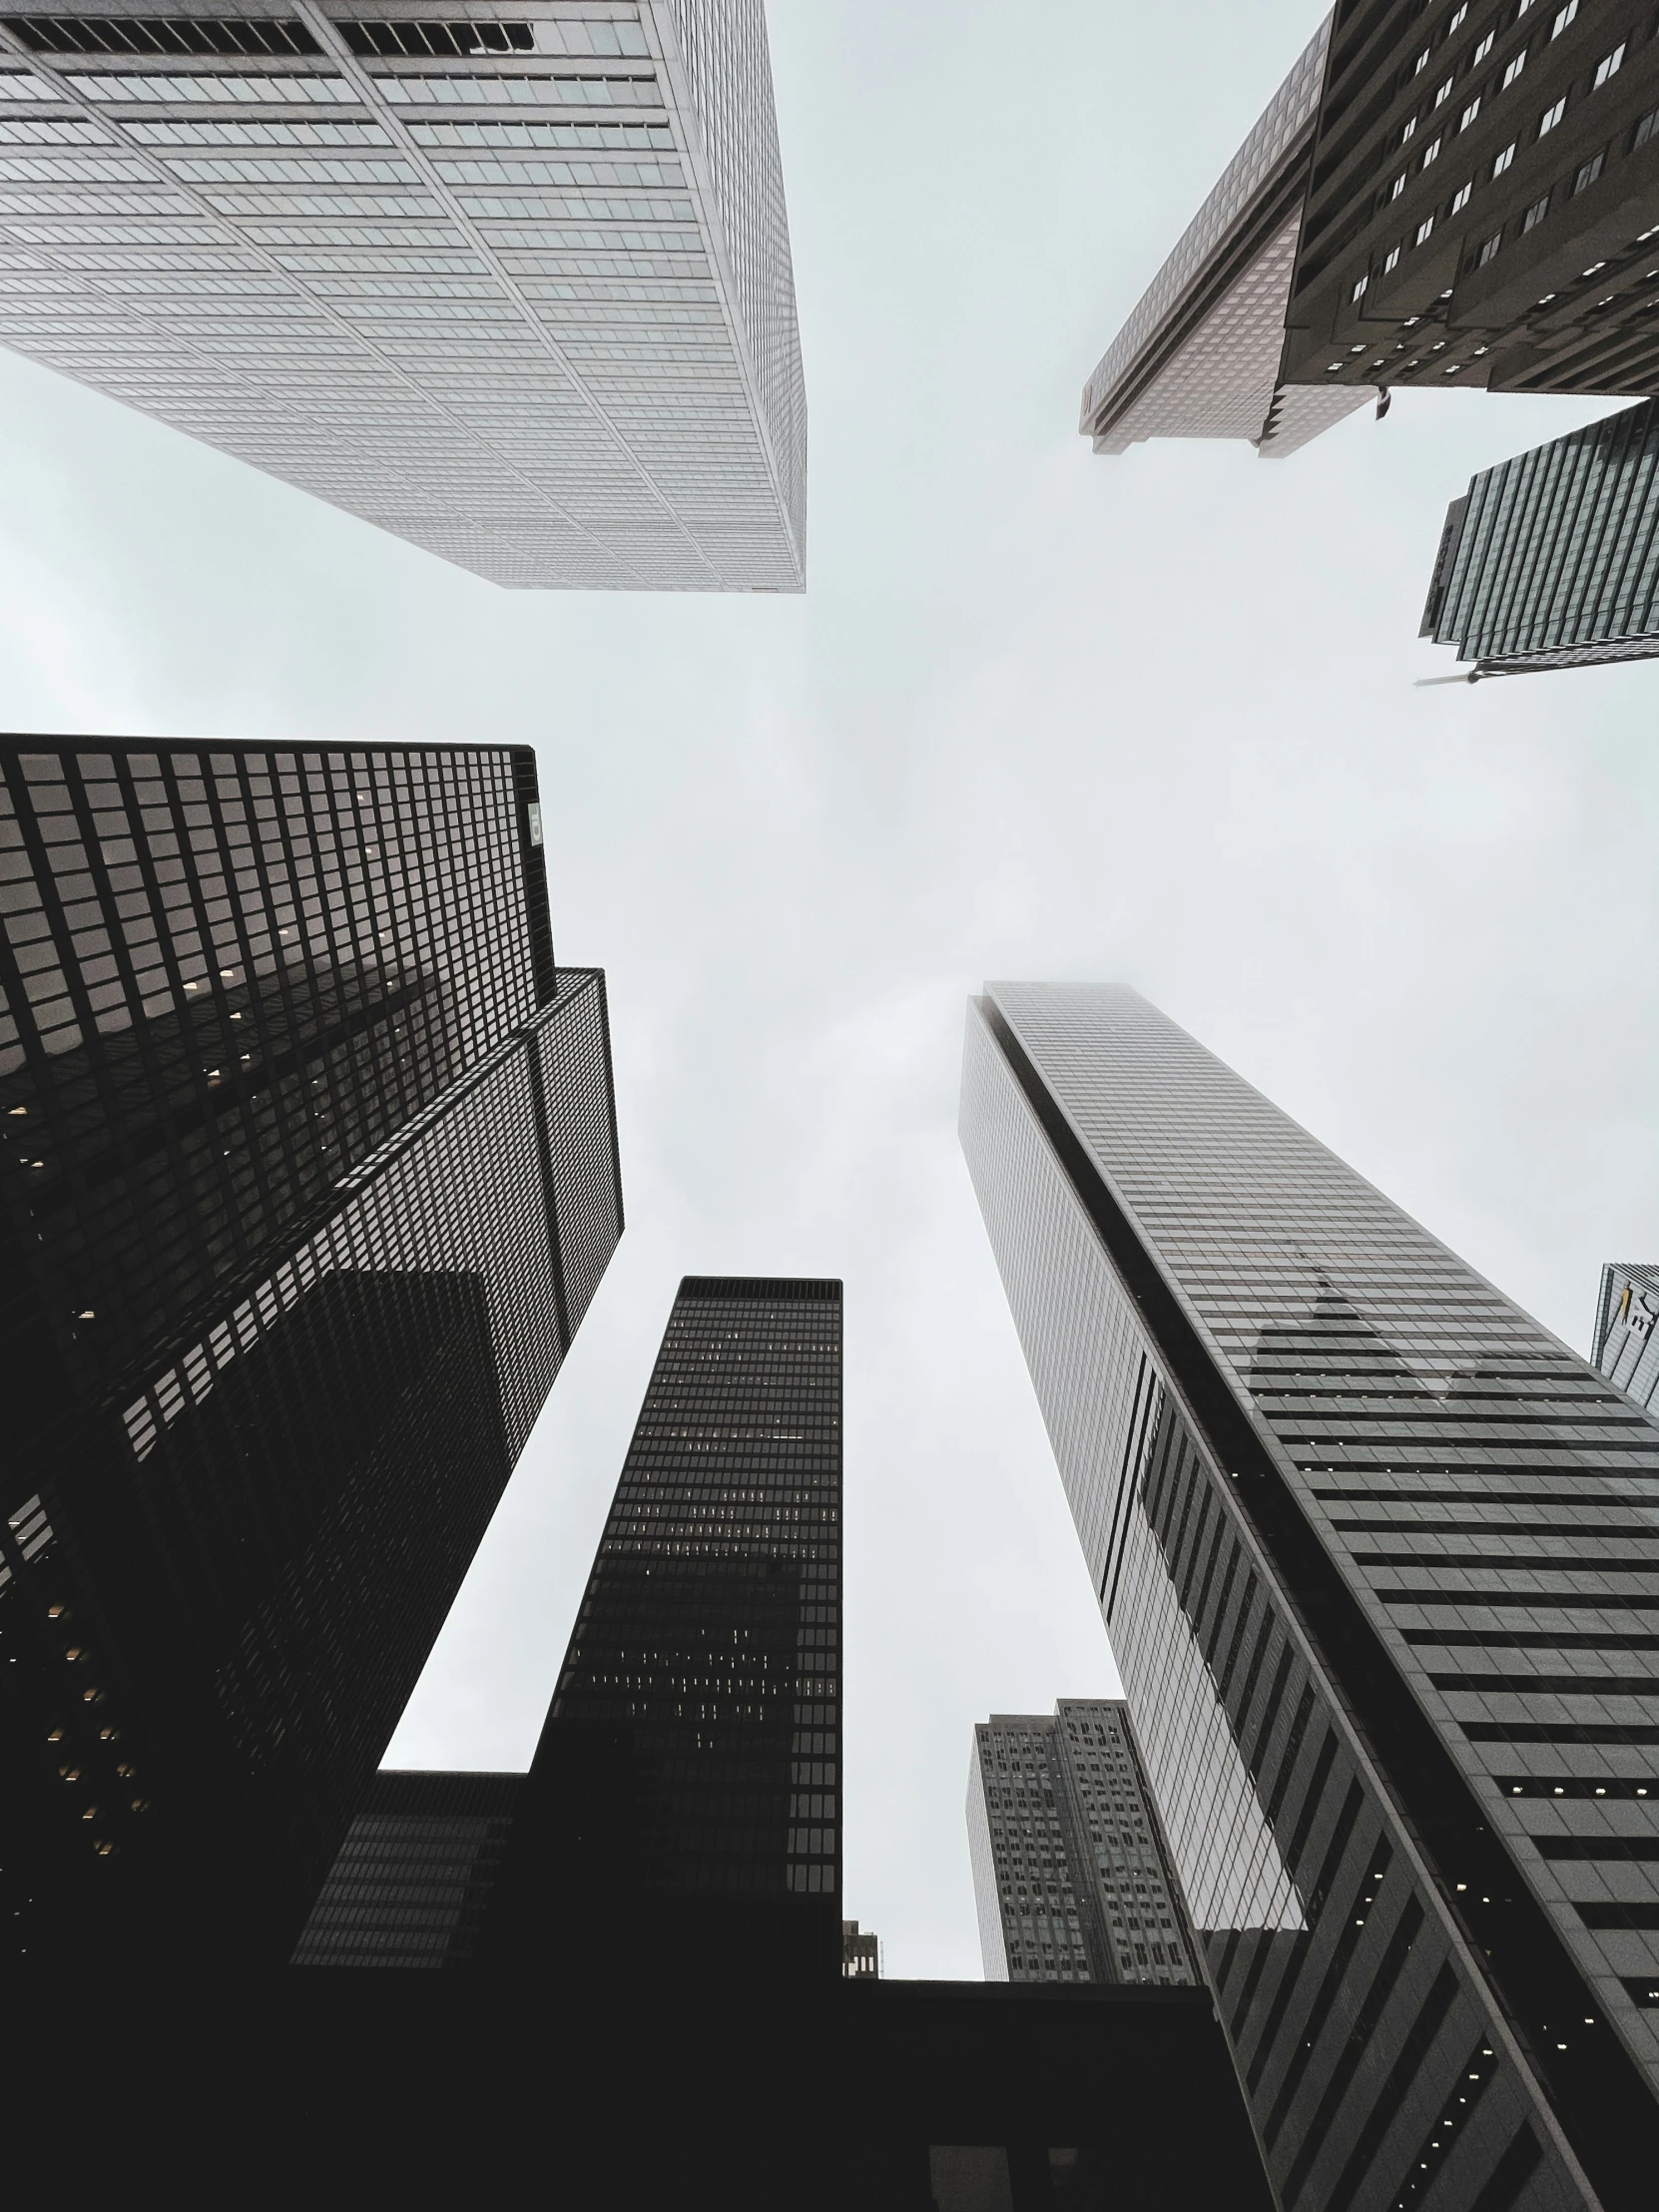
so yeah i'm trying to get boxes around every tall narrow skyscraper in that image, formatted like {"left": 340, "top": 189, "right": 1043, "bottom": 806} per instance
{"left": 967, "top": 1701, "right": 1197, "bottom": 1990}
{"left": 488, "top": 1273, "right": 841, "bottom": 1977}
{"left": 961, "top": 983, "right": 1658, "bottom": 2212}
{"left": 0, "top": 737, "right": 621, "bottom": 1964}
{"left": 0, "top": 3, "right": 806, "bottom": 589}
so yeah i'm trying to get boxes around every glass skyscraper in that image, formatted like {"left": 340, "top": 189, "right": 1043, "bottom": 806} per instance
{"left": 1422, "top": 400, "right": 1659, "bottom": 676}
{"left": 0, "top": 737, "right": 621, "bottom": 1965}
{"left": 1592, "top": 1265, "right": 1659, "bottom": 1416}
{"left": 960, "top": 983, "right": 1657, "bottom": 2212}
{"left": 0, "top": 3, "right": 806, "bottom": 590}
{"left": 967, "top": 1700, "right": 1198, "bottom": 1989}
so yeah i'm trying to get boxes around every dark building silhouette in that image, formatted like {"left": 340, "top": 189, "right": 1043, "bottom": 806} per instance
{"left": 1422, "top": 397, "right": 1659, "bottom": 673}
{"left": 0, "top": 738, "right": 620, "bottom": 1965}
{"left": 962, "top": 982, "right": 1659, "bottom": 2212}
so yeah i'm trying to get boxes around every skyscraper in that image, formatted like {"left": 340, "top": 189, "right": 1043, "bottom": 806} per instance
{"left": 961, "top": 983, "right": 1658, "bottom": 2212}
{"left": 0, "top": 3, "right": 805, "bottom": 590}
{"left": 1421, "top": 399, "right": 1659, "bottom": 675}
{"left": 967, "top": 1701, "right": 1197, "bottom": 1990}
{"left": 1592, "top": 1264, "right": 1659, "bottom": 1415}
{"left": 489, "top": 1272, "right": 841, "bottom": 1977}
{"left": 0, "top": 737, "right": 621, "bottom": 1964}
{"left": 1084, "top": 7, "right": 1659, "bottom": 464}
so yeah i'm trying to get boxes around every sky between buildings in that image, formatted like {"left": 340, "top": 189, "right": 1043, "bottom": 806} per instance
{"left": 1, "top": 0, "right": 1655, "bottom": 1979}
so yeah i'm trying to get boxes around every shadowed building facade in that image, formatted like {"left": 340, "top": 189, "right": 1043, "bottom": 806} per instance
{"left": 0, "top": 3, "right": 805, "bottom": 590}
{"left": 967, "top": 1701, "right": 1198, "bottom": 1989}
{"left": 0, "top": 737, "right": 621, "bottom": 1964}
{"left": 961, "top": 982, "right": 1659, "bottom": 2212}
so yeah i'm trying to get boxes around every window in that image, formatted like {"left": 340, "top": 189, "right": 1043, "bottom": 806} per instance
{"left": 1423, "top": 134, "right": 1443, "bottom": 166}
{"left": 1384, "top": 244, "right": 1402, "bottom": 271}
{"left": 1521, "top": 192, "right": 1550, "bottom": 230}
{"left": 1475, "top": 230, "right": 1503, "bottom": 265}
{"left": 1450, "top": 2, "right": 1469, "bottom": 26}
{"left": 1539, "top": 95, "right": 1566, "bottom": 134}
{"left": 1460, "top": 96, "right": 1482, "bottom": 127}
{"left": 1452, "top": 179, "right": 1473, "bottom": 210}
{"left": 1474, "top": 30, "right": 1495, "bottom": 62}
{"left": 1352, "top": 273, "right": 1370, "bottom": 301}
{"left": 1389, "top": 171, "right": 1406, "bottom": 199}
{"left": 1416, "top": 214, "right": 1436, "bottom": 244}
{"left": 1402, "top": 114, "right": 1418, "bottom": 142}
{"left": 1435, "top": 75, "right": 1454, "bottom": 105}
{"left": 1550, "top": 0, "right": 1577, "bottom": 33}
{"left": 1502, "top": 50, "right": 1527, "bottom": 87}
{"left": 1635, "top": 109, "right": 1659, "bottom": 150}
{"left": 1413, "top": 46, "right": 1431, "bottom": 74}
{"left": 1574, "top": 150, "right": 1605, "bottom": 191}
{"left": 1493, "top": 138, "right": 1516, "bottom": 173}
{"left": 1595, "top": 44, "right": 1626, "bottom": 88}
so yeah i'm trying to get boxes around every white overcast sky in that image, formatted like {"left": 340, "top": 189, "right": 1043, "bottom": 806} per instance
{"left": 4, "top": 1, "right": 1657, "bottom": 1980}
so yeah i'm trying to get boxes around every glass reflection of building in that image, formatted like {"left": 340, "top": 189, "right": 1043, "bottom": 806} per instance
{"left": 0, "top": 739, "right": 620, "bottom": 1966}
{"left": 960, "top": 983, "right": 1658, "bottom": 2212}
{"left": 967, "top": 1701, "right": 1197, "bottom": 1988}
{"left": 1593, "top": 1265, "right": 1659, "bottom": 1415}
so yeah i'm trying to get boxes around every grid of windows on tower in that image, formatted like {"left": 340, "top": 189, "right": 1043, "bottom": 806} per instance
{"left": 960, "top": 982, "right": 1659, "bottom": 2212}
{"left": 0, "top": 3, "right": 805, "bottom": 589}
{"left": 536, "top": 1276, "right": 840, "bottom": 1912}
{"left": 967, "top": 1701, "right": 1197, "bottom": 1987}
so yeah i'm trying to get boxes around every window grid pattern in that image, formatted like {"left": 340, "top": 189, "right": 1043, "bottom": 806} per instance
{"left": 1430, "top": 399, "right": 1659, "bottom": 672}
{"left": 543, "top": 1277, "right": 840, "bottom": 1905}
{"left": 967, "top": 1700, "right": 1199, "bottom": 1988}
{"left": 0, "top": 2, "right": 805, "bottom": 591}
{"left": 959, "top": 987, "right": 1636, "bottom": 2212}
{"left": 0, "top": 737, "right": 540, "bottom": 1400}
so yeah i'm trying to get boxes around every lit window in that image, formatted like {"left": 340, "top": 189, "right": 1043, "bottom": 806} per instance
{"left": 1384, "top": 245, "right": 1402, "bottom": 271}
{"left": 1413, "top": 46, "right": 1432, "bottom": 74}
{"left": 1435, "top": 76, "right": 1454, "bottom": 106}
{"left": 1452, "top": 179, "right": 1473, "bottom": 210}
{"left": 1573, "top": 151, "right": 1605, "bottom": 191}
{"left": 1416, "top": 215, "right": 1436, "bottom": 244}
{"left": 1403, "top": 114, "right": 1418, "bottom": 142}
{"left": 1389, "top": 171, "right": 1407, "bottom": 199}
{"left": 1521, "top": 193, "right": 1550, "bottom": 230}
{"left": 1493, "top": 139, "right": 1516, "bottom": 173}
{"left": 1450, "top": 3, "right": 1468, "bottom": 27}
{"left": 1423, "top": 134, "right": 1442, "bottom": 165}
{"left": 1502, "top": 51, "right": 1526, "bottom": 88}
{"left": 1474, "top": 30, "right": 1494, "bottom": 62}
{"left": 1550, "top": 0, "right": 1577, "bottom": 33}
{"left": 1476, "top": 232, "right": 1502, "bottom": 265}
{"left": 1538, "top": 96, "right": 1566, "bottom": 134}
{"left": 1594, "top": 43, "right": 1626, "bottom": 88}
{"left": 1460, "top": 96, "right": 1482, "bottom": 128}
{"left": 1352, "top": 273, "right": 1370, "bottom": 301}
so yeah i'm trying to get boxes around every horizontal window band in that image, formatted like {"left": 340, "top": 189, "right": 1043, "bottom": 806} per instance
{"left": 1315, "top": 1489, "right": 1659, "bottom": 1506}
{"left": 1377, "top": 1588, "right": 1659, "bottom": 1610}
{"left": 1431, "top": 1673, "right": 1659, "bottom": 1697}
{"left": 1355, "top": 1553, "right": 1659, "bottom": 1573}
{"left": 1533, "top": 1837, "right": 1659, "bottom": 1861}
{"left": 1578, "top": 1904, "right": 1659, "bottom": 1929}
{"left": 1495, "top": 1777, "right": 1657, "bottom": 1800}
{"left": 1405, "top": 1631, "right": 1659, "bottom": 1651}
{"left": 1336, "top": 1520, "right": 1659, "bottom": 1538}
{"left": 1620, "top": 1975, "right": 1659, "bottom": 2006}
{"left": 1464, "top": 1723, "right": 1659, "bottom": 1745}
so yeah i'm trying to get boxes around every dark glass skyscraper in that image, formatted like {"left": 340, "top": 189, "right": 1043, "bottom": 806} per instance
{"left": 494, "top": 1272, "right": 842, "bottom": 1977}
{"left": 0, "top": 737, "right": 621, "bottom": 1965}
{"left": 961, "top": 983, "right": 1659, "bottom": 2212}
{"left": 1422, "top": 399, "right": 1659, "bottom": 675}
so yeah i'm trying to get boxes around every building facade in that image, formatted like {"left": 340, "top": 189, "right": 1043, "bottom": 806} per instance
{"left": 961, "top": 982, "right": 1659, "bottom": 2212}
{"left": 1078, "top": 11, "right": 1373, "bottom": 462}
{"left": 0, "top": 737, "right": 621, "bottom": 1964}
{"left": 1592, "top": 1263, "right": 1659, "bottom": 1413}
{"left": 1421, "top": 398, "right": 1659, "bottom": 674}
{"left": 482, "top": 1272, "right": 842, "bottom": 1976}
{"left": 0, "top": 3, "right": 805, "bottom": 590}
{"left": 967, "top": 1700, "right": 1198, "bottom": 1990}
